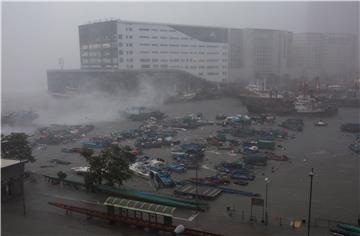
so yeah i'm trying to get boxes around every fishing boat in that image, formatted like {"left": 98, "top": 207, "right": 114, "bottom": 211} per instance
{"left": 349, "top": 143, "right": 360, "bottom": 154}
{"left": 341, "top": 123, "right": 360, "bottom": 133}
{"left": 150, "top": 170, "right": 175, "bottom": 188}
{"left": 233, "top": 180, "right": 249, "bottom": 186}
{"left": 129, "top": 158, "right": 165, "bottom": 179}
{"left": 71, "top": 166, "right": 90, "bottom": 175}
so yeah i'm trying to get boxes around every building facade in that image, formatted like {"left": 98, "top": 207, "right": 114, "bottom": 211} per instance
{"left": 79, "top": 20, "right": 229, "bottom": 82}
{"left": 76, "top": 19, "right": 358, "bottom": 86}
{"left": 228, "top": 28, "right": 293, "bottom": 82}
{"left": 1, "top": 159, "right": 25, "bottom": 202}
{"left": 289, "top": 33, "right": 358, "bottom": 80}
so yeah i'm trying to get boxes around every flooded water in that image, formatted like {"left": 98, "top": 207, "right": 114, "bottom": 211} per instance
{"left": 3, "top": 97, "right": 359, "bottom": 236}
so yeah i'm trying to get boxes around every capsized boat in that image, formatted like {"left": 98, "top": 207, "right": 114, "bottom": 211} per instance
{"left": 129, "top": 157, "right": 165, "bottom": 179}
{"left": 150, "top": 170, "right": 175, "bottom": 188}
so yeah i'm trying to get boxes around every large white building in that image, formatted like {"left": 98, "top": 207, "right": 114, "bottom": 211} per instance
{"left": 79, "top": 20, "right": 229, "bottom": 82}
{"left": 289, "top": 33, "right": 358, "bottom": 80}
{"left": 78, "top": 19, "right": 358, "bottom": 84}
{"left": 228, "top": 28, "right": 293, "bottom": 82}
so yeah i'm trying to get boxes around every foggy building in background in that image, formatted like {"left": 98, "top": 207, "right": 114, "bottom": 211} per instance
{"left": 289, "top": 33, "right": 358, "bottom": 80}
{"left": 228, "top": 28, "right": 292, "bottom": 82}
{"left": 79, "top": 20, "right": 229, "bottom": 82}
{"left": 48, "top": 18, "right": 359, "bottom": 95}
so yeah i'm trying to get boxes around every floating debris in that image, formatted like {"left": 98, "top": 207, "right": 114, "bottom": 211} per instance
{"left": 50, "top": 159, "right": 71, "bottom": 165}
{"left": 34, "top": 124, "right": 94, "bottom": 145}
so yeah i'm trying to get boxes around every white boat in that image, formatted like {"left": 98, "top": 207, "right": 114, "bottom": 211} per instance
{"left": 315, "top": 120, "right": 328, "bottom": 126}
{"left": 129, "top": 159, "right": 164, "bottom": 179}
{"left": 71, "top": 166, "right": 90, "bottom": 175}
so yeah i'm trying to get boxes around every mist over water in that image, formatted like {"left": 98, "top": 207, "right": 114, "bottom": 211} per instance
{"left": 1, "top": 78, "right": 168, "bottom": 129}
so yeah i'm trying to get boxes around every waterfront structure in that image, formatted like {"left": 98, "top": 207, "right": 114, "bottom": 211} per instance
{"left": 79, "top": 20, "right": 229, "bottom": 82}
{"left": 48, "top": 19, "right": 358, "bottom": 95}
{"left": 289, "top": 33, "right": 358, "bottom": 80}
{"left": 228, "top": 28, "right": 293, "bottom": 82}
{"left": 1, "top": 159, "right": 25, "bottom": 202}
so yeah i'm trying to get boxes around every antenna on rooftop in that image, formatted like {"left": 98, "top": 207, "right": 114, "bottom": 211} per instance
{"left": 58, "top": 57, "right": 64, "bottom": 70}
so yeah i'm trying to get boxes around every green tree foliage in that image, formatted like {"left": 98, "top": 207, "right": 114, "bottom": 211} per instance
{"left": 57, "top": 171, "right": 67, "bottom": 180}
{"left": 1, "top": 133, "right": 35, "bottom": 162}
{"left": 80, "top": 145, "right": 134, "bottom": 187}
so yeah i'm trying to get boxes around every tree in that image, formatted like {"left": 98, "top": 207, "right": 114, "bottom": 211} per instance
{"left": 1, "top": 133, "right": 35, "bottom": 162}
{"left": 80, "top": 145, "right": 135, "bottom": 187}
{"left": 57, "top": 171, "right": 67, "bottom": 180}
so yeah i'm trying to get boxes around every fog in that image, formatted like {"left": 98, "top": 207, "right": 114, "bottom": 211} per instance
{"left": 1, "top": 76, "right": 167, "bottom": 129}
{"left": 2, "top": 1, "right": 359, "bottom": 127}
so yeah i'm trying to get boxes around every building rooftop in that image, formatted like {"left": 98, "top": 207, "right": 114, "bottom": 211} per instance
{"left": 1, "top": 159, "right": 22, "bottom": 168}
{"left": 104, "top": 196, "right": 176, "bottom": 217}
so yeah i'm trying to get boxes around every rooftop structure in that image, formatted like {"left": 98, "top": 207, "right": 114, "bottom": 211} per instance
{"left": 104, "top": 196, "right": 176, "bottom": 217}
{"left": 1, "top": 159, "right": 22, "bottom": 169}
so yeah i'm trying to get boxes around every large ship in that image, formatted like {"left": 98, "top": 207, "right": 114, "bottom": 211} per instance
{"left": 293, "top": 95, "right": 338, "bottom": 116}
{"left": 240, "top": 96, "right": 295, "bottom": 115}
{"left": 241, "top": 95, "right": 337, "bottom": 116}
{"left": 240, "top": 81, "right": 296, "bottom": 115}
{"left": 240, "top": 82, "right": 337, "bottom": 116}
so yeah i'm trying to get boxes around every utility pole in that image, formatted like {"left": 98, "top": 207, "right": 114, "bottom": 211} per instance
{"left": 195, "top": 163, "right": 199, "bottom": 228}
{"left": 22, "top": 175, "right": 26, "bottom": 216}
{"left": 307, "top": 168, "right": 314, "bottom": 236}
{"left": 195, "top": 163, "right": 199, "bottom": 208}
{"left": 265, "top": 177, "right": 270, "bottom": 226}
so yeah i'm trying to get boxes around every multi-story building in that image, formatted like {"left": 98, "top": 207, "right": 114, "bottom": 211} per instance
{"left": 289, "top": 33, "right": 358, "bottom": 80}
{"left": 79, "top": 20, "right": 229, "bottom": 82}
{"left": 228, "top": 28, "right": 293, "bottom": 82}
{"left": 48, "top": 18, "right": 358, "bottom": 97}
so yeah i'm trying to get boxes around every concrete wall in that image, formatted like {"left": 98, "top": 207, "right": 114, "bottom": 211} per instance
{"left": 1, "top": 162, "right": 25, "bottom": 202}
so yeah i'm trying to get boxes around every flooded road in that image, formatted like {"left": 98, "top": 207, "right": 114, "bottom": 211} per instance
{"left": 3, "top": 97, "right": 359, "bottom": 236}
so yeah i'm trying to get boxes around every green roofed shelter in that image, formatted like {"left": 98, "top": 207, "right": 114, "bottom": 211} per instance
{"left": 104, "top": 196, "right": 176, "bottom": 217}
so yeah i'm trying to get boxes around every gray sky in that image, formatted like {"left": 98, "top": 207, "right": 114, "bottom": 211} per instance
{"left": 2, "top": 1, "right": 359, "bottom": 92}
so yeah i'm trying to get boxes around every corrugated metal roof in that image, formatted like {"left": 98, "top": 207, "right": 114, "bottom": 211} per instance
{"left": 1, "top": 159, "right": 21, "bottom": 168}
{"left": 104, "top": 196, "right": 176, "bottom": 217}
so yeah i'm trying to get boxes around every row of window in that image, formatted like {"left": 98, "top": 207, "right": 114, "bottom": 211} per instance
{"left": 136, "top": 58, "right": 226, "bottom": 63}
{"left": 137, "top": 50, "right": 223, "bottom": 55}
{"left": 83, "top": 64, "right": 118, "bottom": 68}
{"left": 82, "top": 58, "right": 118, "bottom": 64}
{"left": 82, "top": 52, "right": 115, "bottom": 57}
{"left": 139, "top": 36, "right": 160, "bottom": 39}
{"left": 138, "top": 28, "right": 176, "bottom": 33}
{"left": 117, "top": 57, "right": 228, "bottom": 64}
{"left": 119, "top": 34, "right": 134, "bottom": 39}
{"left": 118, "top": 50, "right": 134, "bottom": 55}
{"left": 118, "top": 61, "right": 227, "bottom": 70}
{"left": 123, "top": 39, "right": 223, "bottom": 50}
{"left": 137, "top": 64, "right": 225, "bottom": 75}
{"left": 81, "top": 43, "right": 115, "bottom": 49}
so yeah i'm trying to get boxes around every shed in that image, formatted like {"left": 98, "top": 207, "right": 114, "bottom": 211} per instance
{"left": 1, "top": 159, "right": 25, "bottom": 202}
{"left": 104, "top": 196, "right": 176, "bottom": 225}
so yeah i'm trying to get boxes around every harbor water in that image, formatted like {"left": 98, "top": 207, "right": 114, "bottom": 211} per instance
{"left": 2, "top": 97, "right": 359, "bottom": 236}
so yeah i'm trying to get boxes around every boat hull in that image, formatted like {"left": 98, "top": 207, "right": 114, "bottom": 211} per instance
{"left": 240, "top": 96, "right": 338, "bottom": 117}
